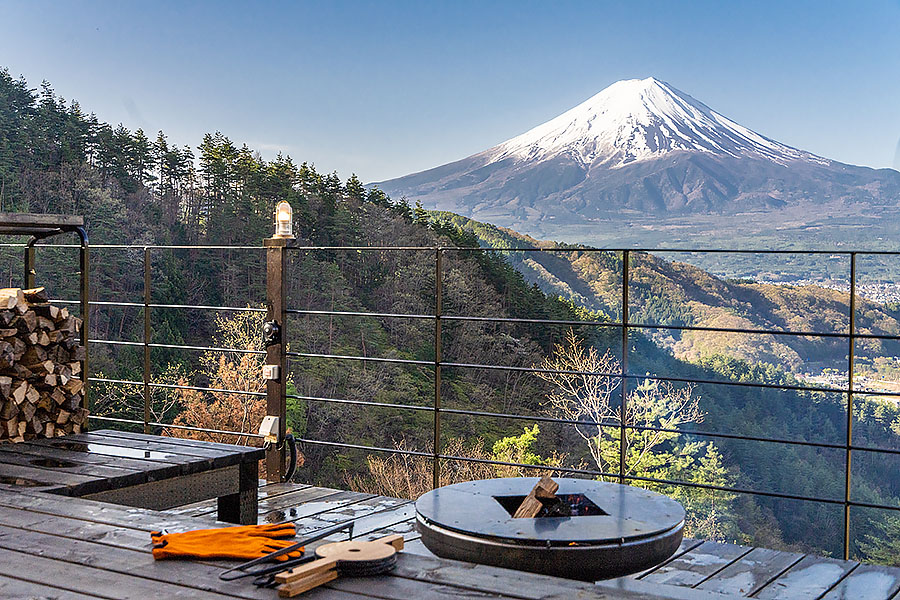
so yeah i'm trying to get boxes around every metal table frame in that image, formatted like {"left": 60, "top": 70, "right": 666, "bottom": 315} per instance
{"left": 0, "top": 213, "right": 89, "bottom": 413}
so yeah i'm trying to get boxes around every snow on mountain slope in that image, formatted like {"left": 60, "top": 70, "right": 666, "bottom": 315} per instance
{"left": 374, "top": 78, "right": 900, "bottom": 229}
{"left": 487, "top": 78, "right": 826, "bottom": 168}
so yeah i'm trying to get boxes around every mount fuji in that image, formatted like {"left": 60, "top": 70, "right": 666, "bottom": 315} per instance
{"left": 373, "top": 78, "right": 900, "bottom": 235}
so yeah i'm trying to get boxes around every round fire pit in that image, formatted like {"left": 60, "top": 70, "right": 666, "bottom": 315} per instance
{"left": 415, "top": 477, "right": 684, "bottom": 581}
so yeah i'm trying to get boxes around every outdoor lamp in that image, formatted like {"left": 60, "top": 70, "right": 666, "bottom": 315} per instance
{"left": 274, "top": 201, "right": 294, "bottom": 238}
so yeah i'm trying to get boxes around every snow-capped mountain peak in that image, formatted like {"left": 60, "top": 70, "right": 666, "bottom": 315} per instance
{"left": 488, "top": 77, "right": 823, "bottom": 168}
{"left": 374, "top": 77, "right": 898, "bottom": 229}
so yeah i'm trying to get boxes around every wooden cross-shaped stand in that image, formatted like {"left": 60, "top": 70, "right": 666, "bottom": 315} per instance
{"left": 275, "top": 534, "right": 404, "bottom": 597}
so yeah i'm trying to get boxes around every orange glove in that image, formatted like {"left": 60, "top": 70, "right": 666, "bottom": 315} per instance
{"left": 152, "top": 533, "right": 304, "bottom": 561}
{"left": 150, "top": 522, "right": 296, "bottom": 546}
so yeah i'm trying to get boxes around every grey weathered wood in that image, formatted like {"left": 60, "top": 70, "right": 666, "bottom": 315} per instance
{"left": 97, "top": 428, "right": 264, "bottom": 455}
{"left": 0, "top": 439, "right": 183, "bottom": 477}
{"left": 753, "top": 554, "right": 858, "bottom": 599}
{"left": 295, "top": 493, "right": 407, "bottom": 525}
{"left": 48, "top": 432, "right": 241, "bottom": 465}
{"left": 329, "top": 571, "right": 519, "bottom": 600}
{"left": 821, "top": 564, "right": 900, "bottom": 600}
{"left": 640, "top": 540, "right": 751, "bottom": 587}
{"left": 3, "top": 431, "right": 265, "bottom": 523}
{"left": 250, "top": 488, "right": 376, "bottom": 524}
{"left": 392, "top": 552, "right": 728, "bottom": 600}
{"left": 0, "top": 460, "right": 97, "bottom": 494}
{"left": 402, "top": 538, "right": 437, "bottom": 557}
{"left": 597, "top": 575, "right": 758, "bottom": 599}
{"left": 0, "top": 574, "right": 102, "bottom": 599}
{"left": 0, "top": 212, "right": 84, "bottom": 227}
{"left": 0, "top": 447, "right": 141, "bottom": 480}
{"left": 694, "top": 546, "right": 803, "bottom": 596}
{"left": 169, "top": 481, "right": 310, "bottom": 517}
{"left": 0, "top": 502, "right": 178, "bottom": 551}
{"left": 0, "top": 547, "right": 248, "bottom": 599}
{"left": 0, "top": 488, "right": 222, "bottom": 532}
{"left": 0, "top": 523, "right": 276, "bottom": 599}
{"left": 616, "top": 538, "right": 704, "bottom": 583}
{"left": 297, "top": 503, "right": 415, "bottom": 539}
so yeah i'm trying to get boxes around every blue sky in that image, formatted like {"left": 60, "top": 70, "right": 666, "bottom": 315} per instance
{"left": 1, "top": 0, "right": 898, "bottom": 182}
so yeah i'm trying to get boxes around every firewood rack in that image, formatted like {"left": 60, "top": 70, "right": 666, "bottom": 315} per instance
{"left": 0, "top": 213, "right": 89, "bottom": 415}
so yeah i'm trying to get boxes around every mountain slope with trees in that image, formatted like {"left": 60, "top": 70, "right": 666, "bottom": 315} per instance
{"left": 437, "top": 213, "right": 900, "bottom": 375}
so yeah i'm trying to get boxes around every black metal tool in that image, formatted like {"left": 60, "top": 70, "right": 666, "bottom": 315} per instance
{"left": 219, "top": 521, "right": 354, "bottom": 582}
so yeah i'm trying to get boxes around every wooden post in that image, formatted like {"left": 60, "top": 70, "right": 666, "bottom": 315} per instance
{"left": 264, "top": 237, "right": 288, "bottom": 482}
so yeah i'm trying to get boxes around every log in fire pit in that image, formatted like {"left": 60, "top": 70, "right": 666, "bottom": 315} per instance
{"left": 415, "top": 477, "right": 684, "bottom": 581}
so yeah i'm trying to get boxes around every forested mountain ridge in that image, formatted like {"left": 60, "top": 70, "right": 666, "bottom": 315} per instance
{"left": 435, "top": 213, "right": 900, "bottom": 375}
{"left": 4, "top": 67, "right": 900, "bottom": 561}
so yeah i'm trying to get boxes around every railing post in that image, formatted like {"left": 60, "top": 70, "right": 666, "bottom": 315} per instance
{"left": 264, "top": 237, "right": 288, "bottom": 482}
{"left": 620, "top": 250, "right": 629, "bottom": 484}
{"left": 79, "top": 233, "right": 90, "bottom": 417}
{"left": 844, "top": 252, "right": 857, "bottom": 560}
{"left": 143, "top": 248, "right": 151, "bottom": 434}
{"left": 24, "top": 242, "right": 35, "bottom": 289}
{"left": 433, "top": 247, "right": 443, "bottom": 490}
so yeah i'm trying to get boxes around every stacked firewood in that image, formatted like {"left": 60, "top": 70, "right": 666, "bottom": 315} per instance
{"left": 0, "top": 287, "right": 87, "bottom": 442}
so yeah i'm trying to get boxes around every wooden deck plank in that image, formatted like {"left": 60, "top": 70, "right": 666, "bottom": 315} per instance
{"left": 695, "top": 546, "right": 803, "bottom": 596}
{"left": 0, "top": 501, "right": 434, "bottom": 600}
{"left": 753, "top": 555, "right": 857, "bottom": 599}
{"left": 0, "top": 523, "right": 278, "bottom": 599}
{"left": 0, "top": 447, "right": 143, "bottom": 480}
{"left": 46, "top": 433, "right": 240, "bottom": 465}
{"left": 292, "top": 494, "right": 408, "bottom": 526}
{"left": 0, "top": 502, "right": 187, "bottom": 551}
{"left": 0, "top": 460, "right": 97, "bottom": 493}
{"left": 393, "top": 552, "right": 728, "bottom": 600}
{"left": 328, "top": 572, "right": 516, "bottom": 599}
{"left": 250, "top": 489, "right": 375, "bottom": 525}
{"left": 259, "top": 488, "right": 370, "bottom": 522}
{"left": 641, "top": 540, "right": 751, "bottom": 587}
{"left": 0, "top": 440, "right": 184, "bottom": 477}
{"left": 0, "top": 574, "right": 103, "bottom": 599}
{"left": 0, "top": 488, "right": 222, "bottom": 531}
{"left": 169, "top": 482, "right": 312, "bottom": 517}
{"left": 597, "top": 576, "right": 761, "bottom": 600}
{"left": 402, "top": 538, "right": 436, "bottom": 558}
{"left": 0, "top": 547, "right": 249, "bottom": 599}
{"left": 819, "top": 564, "right": 900, "bottom": 600}
{"left": 297, "top": 503, "right": 415, "bottom": 540}
{"left": 96, "top": 429, "right": 263, "bottom": 456}
{"left": 615, "top": 538, "right": 705, "bottom": 584}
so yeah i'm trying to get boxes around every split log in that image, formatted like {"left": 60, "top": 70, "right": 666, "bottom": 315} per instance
{"left": 0, "top": 289, "right": 86, "bottom": 443}
{"left": 0, "top": 288, "right": 25, "bottom": 311}
{"left": 513, "top": 476, "right": 560, "bottom": 518}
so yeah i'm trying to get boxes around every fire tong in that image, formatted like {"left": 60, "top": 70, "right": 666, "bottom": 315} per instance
{"left": 218, "top": 521, "right": 355, "bottom": 586}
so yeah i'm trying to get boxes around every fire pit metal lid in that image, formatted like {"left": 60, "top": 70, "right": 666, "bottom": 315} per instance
{"left": 416, "top": 477, "right": 684, "bottom": 545}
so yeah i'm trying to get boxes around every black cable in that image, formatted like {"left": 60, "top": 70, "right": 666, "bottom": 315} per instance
{"left": 283, "top": 433, "right": 297, "bottom": 482}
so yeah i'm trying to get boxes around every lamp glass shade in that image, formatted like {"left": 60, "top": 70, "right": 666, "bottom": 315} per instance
{"left": 274, "top": 201, "right": 293, "bottom": 238}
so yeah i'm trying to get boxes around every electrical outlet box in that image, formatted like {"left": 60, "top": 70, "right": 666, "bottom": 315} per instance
{"left": 262, "top": 364, "right": 280, "bottom": 380}
{"left": 258, "top": 415, "right": 280, "bottom": 444}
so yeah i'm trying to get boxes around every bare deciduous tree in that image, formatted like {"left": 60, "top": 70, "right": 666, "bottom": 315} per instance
{"left": 537, "top": 329, "right": 703, "bottom": 478}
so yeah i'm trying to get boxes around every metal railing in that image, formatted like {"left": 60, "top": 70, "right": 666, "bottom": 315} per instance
{"left": 17, "top": 240, "right": 900, "bottom": 560}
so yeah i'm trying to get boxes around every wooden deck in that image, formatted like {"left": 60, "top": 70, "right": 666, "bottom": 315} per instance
{"left": 174, "top": 481, "right": 900, "bottom": 600}
{"left": 0, "top": 478, "right": 899, "bottom": 598}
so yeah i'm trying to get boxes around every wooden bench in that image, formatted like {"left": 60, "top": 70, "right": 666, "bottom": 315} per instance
{"left": 0, "top": 429, "right": 264, "bottom": 524}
